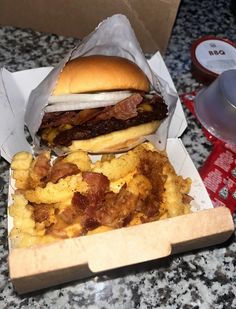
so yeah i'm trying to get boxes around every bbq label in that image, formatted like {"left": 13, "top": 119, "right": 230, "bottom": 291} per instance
{"left": 195, "top": 39, "right": 236, "bottom": 74}
{"left": 208, "top": 50, "right": 225, "bottom": 56}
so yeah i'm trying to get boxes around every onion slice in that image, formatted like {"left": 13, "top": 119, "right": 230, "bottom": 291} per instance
{"left": 46, "top": 91, "right": 133, "bottom": 112}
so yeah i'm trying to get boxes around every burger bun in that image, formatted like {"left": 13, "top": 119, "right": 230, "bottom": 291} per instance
{"left": 53, "top": 55, "right": 150, "bottom": 96}
{"left": 67, "top": 120, "right": 160, "bottom": 153}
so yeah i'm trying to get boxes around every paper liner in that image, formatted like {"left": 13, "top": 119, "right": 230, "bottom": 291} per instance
{"left": 0, "top": 68, "right": 31, "bottom": 162}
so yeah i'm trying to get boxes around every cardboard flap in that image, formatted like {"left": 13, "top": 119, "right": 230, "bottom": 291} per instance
{"left": 0, "top": 0, "right": 181, "bottom": 54}
{"left": 9, "top": 207, "right": 234, "bottom": 294}
{"left": 127, "top": 0, "right": 181, "bottom": 53}
{"left": 84, "top": 207, "right": 233, "bottom": 272}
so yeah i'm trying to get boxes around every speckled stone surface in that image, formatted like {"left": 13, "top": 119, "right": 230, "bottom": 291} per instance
{"left": 0, "top": 0, "right": 236, "bottom": 308}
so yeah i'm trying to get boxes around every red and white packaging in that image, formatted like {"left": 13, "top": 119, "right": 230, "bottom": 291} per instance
{"left": 181, "top": 92, "right": 236, "bottom": 213}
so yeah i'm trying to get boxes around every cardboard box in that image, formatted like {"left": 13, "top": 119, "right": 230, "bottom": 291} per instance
{"left": 2, "top": 52, "right": 233, "bottom": 294}
{"left": 0, "top": 14, "right": 234, "bottom": 294}
{"left": 0, "top": 0, "right": 181, "bottom": 54}
{"left": 9, "top": 207, "right": 234, "bottom": 294}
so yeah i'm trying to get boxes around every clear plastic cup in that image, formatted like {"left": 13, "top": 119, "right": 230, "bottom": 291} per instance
{"left": 194, "top": 69, "right": 236, "bottom": 145}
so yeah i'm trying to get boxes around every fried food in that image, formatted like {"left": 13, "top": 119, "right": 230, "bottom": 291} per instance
{"left": 92, "top": 150, "right": 139, "bottom": 181}
{"left": 9, "top": 142, "right": 192, "bottom": 248}
{"left": 29, "top": 151, "right": 51, "bottom": 188}
{"left": 11, "top": 152, "right": 33, "bottom": 170}
{"left": 24, "top": 174, "right": 88, "bottom": 204}
{"left": 62, "top": 150, "right": 92, "bottom": 171}
{"left": 163, "top": 163, "right": 192, "bottom": 217}
{"left": 9, "top": 194, "right": 44, "bottom": 248}
{"left": 49, "top": 161, "right": 79, "bottom": 184}
{"left": 11, "top": 152, "right": 33, "bottom": 189}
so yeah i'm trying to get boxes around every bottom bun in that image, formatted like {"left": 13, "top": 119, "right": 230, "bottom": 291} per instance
{"left": 66, "top": 121, "right": 160, "bottom": 153}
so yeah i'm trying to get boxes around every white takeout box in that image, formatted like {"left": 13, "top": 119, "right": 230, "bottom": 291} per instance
{"left": 1, "top": 52, "right": 234, "bottom": 294}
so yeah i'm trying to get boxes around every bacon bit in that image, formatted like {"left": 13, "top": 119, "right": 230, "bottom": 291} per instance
{"left": 72, "top": 172, "right": 137, "bottom": 230}
{"left": 182, "top": 194, "right": 193, "bottom": 204}
{"left": 72, "top": 191, "right": 100, "bottom": 232}
{"left": 138, "top": 151, "right": 167, "bottom": 218}
{"left": 45, "top": 223, "right": 68, "bottom": 239}
{"left": 82, "top": 172, "right": 110, "bottom": 196}
{"left": 75, "top": 188, "right": 135, "bottom": 231}
{"left": 33, "top": 203, "right": 50, "bottom": 223}
{"left": 72, "top": 195, "right": 104, "bottom": 231}
{"left": 72, "top": 192, "right": 90, "bottom": 212}
{"left": 49, "top": 161, "right": 80, "bottom": 183}
{"left": 91, "top": 93, "right": 143, "bottom": 122}
{"left": 73, "top": 188, "right": 138, "bottom": 232}
{"left": 143, "top": 196, "right": 160, "bottom": 217}
{"left": 82, "top": 218, "right": 100, "bottom": 232}
{"left": 59, "top": 206, "right": 78, "bottom": 224}
{"left": 96, "top": 187, "right": 138, "bottom": 228}
{"left": 121, "top": 213, "right": 133, "bottom": 227}
{"left": 32, "top": 152, "right": 51, "bottom": 181}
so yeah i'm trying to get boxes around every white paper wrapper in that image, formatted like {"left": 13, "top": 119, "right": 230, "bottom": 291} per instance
{"left": 25, "top": 14, "right": 178, "bottom": 152}
{"left": 0, "top": 68, "right": 31, "bottom": 162}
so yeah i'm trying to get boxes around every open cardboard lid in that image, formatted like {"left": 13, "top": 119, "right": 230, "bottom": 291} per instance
{"left": 0, "top": 0, "right": 181, "bottom": 54}
{"left": 0, "top": 51, "right": 186, "bottom": 162}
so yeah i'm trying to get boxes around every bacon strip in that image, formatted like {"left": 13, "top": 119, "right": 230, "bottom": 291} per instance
{"left": 96, "top": 187, "right": 138, "bottom": 228}
{"left": 72, "top": 186, "right": 138, "bottom": 231}
{"left": 82, "top": 172, "right": 110, "bottom": 198}
{"left": 49, "top": 161, "right": 80, "bottom": 183}
{"left": 91, "top": 93, "right": 143, "bottom": 122}
{"left": 33, "top": 203, "right": 50, "bottom": 223}
{"left": 71, "top": 172, "right": 110, "bottom": 231}
{"left": 59, "top": 206, "right": 78, "bottom": 224}
{"left": 32, "top": 152, "right": 51, "bottom": 181}
{"left": 182, "top": 194, "right": 193, "bottom": 204}
{"left": 41, "top": 108, "right": 102, "bottom": 128}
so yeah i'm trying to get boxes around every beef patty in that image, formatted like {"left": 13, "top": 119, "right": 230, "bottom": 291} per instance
{"left": 39, "top": 94, "right": 168, "bottom": 147}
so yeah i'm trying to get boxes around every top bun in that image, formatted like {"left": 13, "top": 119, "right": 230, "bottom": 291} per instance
{"left": 53, "top": 55, "right": 150, "bottom": 95}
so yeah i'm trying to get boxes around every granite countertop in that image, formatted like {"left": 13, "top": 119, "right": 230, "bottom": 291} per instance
{"left": 0, "top": 0, "right": 236, "bottom": 308}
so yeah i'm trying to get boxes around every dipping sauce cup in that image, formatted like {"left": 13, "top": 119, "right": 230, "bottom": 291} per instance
{"left": 194, "top": 69, "right": 236, "bottom": 145}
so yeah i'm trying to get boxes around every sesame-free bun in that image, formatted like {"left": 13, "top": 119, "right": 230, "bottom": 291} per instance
{"left": 53, "top": 55, "right": 150, "bottom": 96}
{"left": 67, "top": 120, "right": 160, "bottom": 153}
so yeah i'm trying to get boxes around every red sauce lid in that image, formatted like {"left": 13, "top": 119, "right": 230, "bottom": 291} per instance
{"left": 191, "top": 36, "right": 236, "bottom": 84}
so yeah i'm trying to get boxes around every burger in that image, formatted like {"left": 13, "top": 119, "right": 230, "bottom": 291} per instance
{"left": 38, "top": 55, "right": 168, "bottom": 153}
